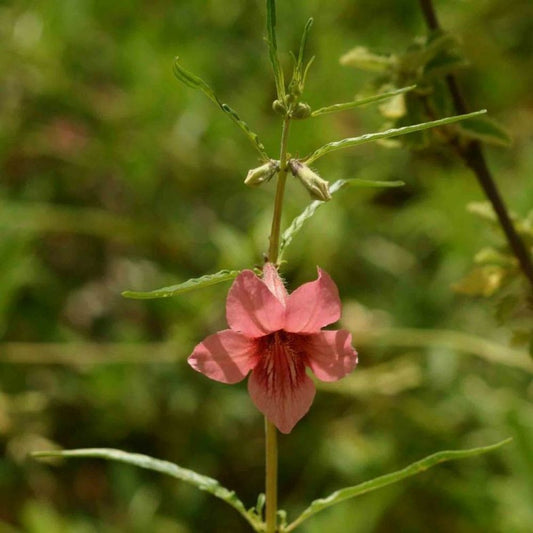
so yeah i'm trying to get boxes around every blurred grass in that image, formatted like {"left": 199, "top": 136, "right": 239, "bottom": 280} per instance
{"left": 1, "top": 0, "right": 532, "bottom": 531}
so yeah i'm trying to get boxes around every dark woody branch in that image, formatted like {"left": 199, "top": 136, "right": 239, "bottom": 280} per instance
{"left": 418, "top": 0, "right": 533, "bottom": 290}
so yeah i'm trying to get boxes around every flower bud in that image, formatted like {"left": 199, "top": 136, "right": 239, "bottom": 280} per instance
{"left": 272, "top": 99, "right": 287, "bottom": 116}
{"left": 289, "top": 159, "right": 331, "bottom": 201}
{"left": 290, "top": 102, "right": 311, "bottom": 119}
{"left": 244, "top": 161, "right": 279, "bottom": 187}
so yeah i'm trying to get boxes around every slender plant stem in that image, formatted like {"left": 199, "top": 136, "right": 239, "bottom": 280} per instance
{"left": 418, "top": 0, "right": 533, "bottom": 290}
{"left": 264, "top": 114, "right": 292, "bottom": 533}
{"left": 265, "top": 419, "right": 278, "bottom": 532}
{"left": 268, "top": 117, "right": 292, "bottom": 264}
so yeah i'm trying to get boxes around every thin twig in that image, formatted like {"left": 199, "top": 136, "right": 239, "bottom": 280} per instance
{"left": 418, "top": 0, "right": 533, "bottom": 290}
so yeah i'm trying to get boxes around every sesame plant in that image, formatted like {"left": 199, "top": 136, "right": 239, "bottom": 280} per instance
{"left": 33, "top": 2, "right": 512, "bottom": 531}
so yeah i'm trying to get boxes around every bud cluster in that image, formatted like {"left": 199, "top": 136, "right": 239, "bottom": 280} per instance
{"left": 272, "top": 99, "right": 312, "bottom": 120}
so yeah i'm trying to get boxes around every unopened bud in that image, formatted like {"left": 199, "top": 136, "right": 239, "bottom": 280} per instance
{"left": 291, "top": 102, "right": 311, "bottom": 119}
{"left": 244, "top": 161, "right": 279, "bottom": 187}
{"left": 272, "top": 99, "right": 287, "bottom": 116}
{"left": 289, "top": 159, "right": 331, "bottom": 201}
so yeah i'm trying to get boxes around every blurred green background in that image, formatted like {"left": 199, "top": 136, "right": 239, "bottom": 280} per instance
{"left": 1, "top": 0, "right": 532, "bottom": 531}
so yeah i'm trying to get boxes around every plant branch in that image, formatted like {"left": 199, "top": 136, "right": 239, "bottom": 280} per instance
{"left": 265, "top": 419, "right": 278, "bottom": 532}
{"left": 418, "top": 0, "right": 533, "bottom": 290}
{"left": 264, "top": 111, "right": 293, "bottom": 533}
{"left": 268, "top": 117, "right": 292, "bottom": 263}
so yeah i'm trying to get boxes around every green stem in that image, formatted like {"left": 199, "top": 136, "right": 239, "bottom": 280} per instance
{"left": 265, "top": 114, "right": 292, "bottom": 533}
{"left": 265, "top": 419, "right": 279, "bottom": 532}
{"left": 268, "top": 117, "right": 292, "bottom": 264}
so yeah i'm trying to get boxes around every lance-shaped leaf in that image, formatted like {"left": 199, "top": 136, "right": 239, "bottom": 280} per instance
{"left": 279, "top": 179, "right": 404, "bottom": 257}
{"left": 173, "top": 58, "right": 269, "bottom": 160}
{"left": 424, "top": 50, "right": 469, "bottom": 78}
{"left": 32, "top": 448, "right": 263, "bottom": 531}
{"left": 266, "top": 0, "right": 285, "bottom": 100}
{"left": 311, "top": 86, "right": 415, "bottom": 118}
{"left": 283, "top": 439, "right": 511, "bottom": 532}
{"left": 122, "top": 270, "right": 240, "bottom": 300}
{"left": 456, "top": 115, "right": 512, "bottom": 147}
{"left": 297, "top": 18, "right": 313, "bottom": 73}
{"left": 304, "top": 110, "right": 486, "bottom": 164}
{"left": 288, "top": 17, "right": 314, "bottom": 96}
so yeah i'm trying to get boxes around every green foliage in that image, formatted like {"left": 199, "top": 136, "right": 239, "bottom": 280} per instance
{"left": 32, "top": 448, "right": 263, "bottom": 531}
{"left": 341, "top": 30, "right": 510, "bottom": 150}
{"left": 266, "top": 0, "right": 285, "bottom": 101}
{"left": 311, "top": 86, "right": 415, "bottom": 118}
{"left": 454, "top": 204, "right": 533, "bottom": 353}
{"left": 32, "top": 439, "right": 510, "bottom": 533}
{"left": 122, "top": 270, "right": 240, "bottom": 300}
{"left": 456, "top": 116, "right": 512, "bottom": 147}
{"left": 173, "top": 58, "right": 269, "bottom": 160}
{"left": 1, "top": 0, "right": 532, "bottom": 531}
{"left": 288, "top": 17, "right": 315, "bottom": 100}
{"left": 284, "top": 439, "right": 511, "bottom": 532}
{"left": 280, "top": 179, "right": 404, "bottom": 258}
{"left": 304, "top": 110, "right": 486, "bottom": 164}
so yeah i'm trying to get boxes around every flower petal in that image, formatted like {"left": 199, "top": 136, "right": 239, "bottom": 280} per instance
{"left": 226, "top": 270, "right": 286, "bottom": 337}
{"left": 305, "top": 330, "right": 358, "bottom": 382}
{"left": 188, "top": 329, "right": 257, "bottom": 384}
{"left": 262, "top": 262, "right": 288, "bottom": 306}
{"left": 248, "top": 369, "right": 315, "bottom": 434}
{"left": 284, "top": 268, "right": 341, "bottom": 333}
{"left": 247, "top": 333, "right": 316, "bottom": 433}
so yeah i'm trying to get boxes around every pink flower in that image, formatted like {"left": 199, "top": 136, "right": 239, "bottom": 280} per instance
{"left": 188, "top": 264, "right": 358, "bottom": 433}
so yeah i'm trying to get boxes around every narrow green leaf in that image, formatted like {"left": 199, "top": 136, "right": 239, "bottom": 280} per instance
{"left": 219, "top": 103, "right": 270, "bottom": 159}
{"left": 32, "top": 448, "right": 262, "bottom": 531}
{"left": 284, "top": 439, "right": 511, "bottom": 532}
{"left": 391, "top": 93, "right": 434, "bottom": 149}
{"left": 173, "top": 58, "right": 269, "bottom": 160}
{"left": 457, "top": 115, "right": 512, "bottom": 147}
{"left": 397, "top": 30, "right": 459, "bottom": 76}
{"left": 424, "top": 51, "right": 469, "bottom": 77}
{"left": 255, "top": 493, "right": 266, "bottom": 518}
{"left": 311, "top": 86, "right": 415, "bottom": 118}
{"left": 420, "top": 30, "right": 458, "bottom": 67}
{"left": 297, "top": 18, "right": 314, "bottom": 71}
{"left": 122, "top": 270, "right": 240, "bottom": 300}
{"left": 304, "top": 110, "right": 486, "bottom": 165}
{"left": 173, "top": 57, "right": 217, "bottom": 100}
{"left": 280, "top": 179, "right": 404, "bottom": 257}
{"left": 266, "top": 0, "right": 285, "bottom": 99}
{"left": 301, "top": 55, "right": 315, "bottom": 89}
{"left": 339, "top": 179, "right": 405, "bottom": 189}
